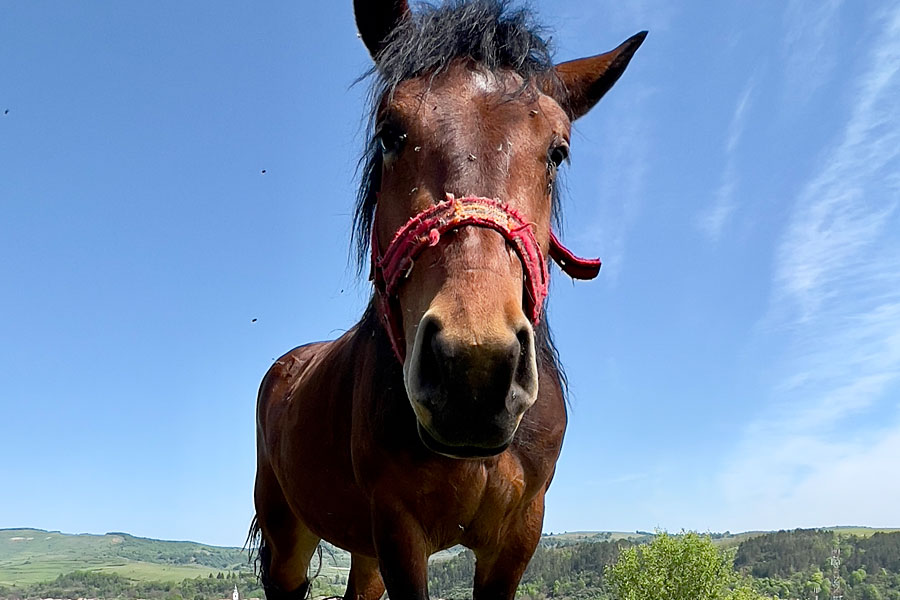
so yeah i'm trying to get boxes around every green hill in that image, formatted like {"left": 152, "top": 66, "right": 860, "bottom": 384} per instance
{"left": 0, "top": 529, "right": 251, "bottom": 586}
{"left": 0, "top": 528, "right": 357, "bottom": 600}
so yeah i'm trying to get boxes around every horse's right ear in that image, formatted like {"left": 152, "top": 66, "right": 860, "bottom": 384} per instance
{"left": 552, "top": 31, "right": 647, "bottom": 121}
{"left": 354, "top": 0, "right": 411, "bottom": 59}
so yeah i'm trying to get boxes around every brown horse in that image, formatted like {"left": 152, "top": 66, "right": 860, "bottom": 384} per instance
{"left": 251, "top": 2, "right": 645, "bottom": 599}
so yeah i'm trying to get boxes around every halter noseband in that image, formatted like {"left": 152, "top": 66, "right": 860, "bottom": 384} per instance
{"left": 371, "top": 193, "right": 601, "bottom": 361}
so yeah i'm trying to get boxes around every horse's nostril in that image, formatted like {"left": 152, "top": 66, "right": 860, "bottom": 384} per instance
{"left": 416, "top": 314, "right": 446, "bottom": 394}
{"left": 411, "top": 315, "right": 537, "bottom": 405}
{"left": 516, "top": 327, "right": 530, "bottom": 359}
{"left": 514, "top": 324, "right": 535, "bottom": 384}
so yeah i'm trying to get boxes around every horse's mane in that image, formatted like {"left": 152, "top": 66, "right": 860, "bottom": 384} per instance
{"left": 351, "top": 0, "right": 568, "bottom": 395}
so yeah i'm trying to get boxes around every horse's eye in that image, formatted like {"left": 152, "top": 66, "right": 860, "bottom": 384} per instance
{"left": 376, "top": 125, "right": 407, "bottom": 157}
{"left": 548, "top": 143, "right": 569, "bottom": 168}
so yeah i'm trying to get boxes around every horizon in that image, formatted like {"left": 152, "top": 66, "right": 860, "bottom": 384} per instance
{"left": 2, "top": 0, "right": 899, "bottom": 548}
{"left": 6, "top": 524, "right": 900, "bottom": 550}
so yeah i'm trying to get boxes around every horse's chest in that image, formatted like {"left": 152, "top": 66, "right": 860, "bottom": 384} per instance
{"left": 390, "top": 453, "right": 533, "bottom": 547}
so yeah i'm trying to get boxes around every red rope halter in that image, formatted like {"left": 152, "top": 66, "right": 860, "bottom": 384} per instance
{"left": 371, "top": 193, "right": 601, "bottom": 361}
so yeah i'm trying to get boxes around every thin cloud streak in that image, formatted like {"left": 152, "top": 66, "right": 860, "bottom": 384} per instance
{"left": 715, "top": 4, "right": 900, "bottom": 528}
{"left": 726, "top": 82, "right": 754, "bottom": 155}
{"left": 696, "top": 175, "right": 736, "bottom": 242}
{"left": 556, "top": 0, "right": 674, "bottom": 42}
{"left": 574, "top": 85, "right": 653, "bottom": 284}
{"left": 696, "top": 78, "right": 755, "bottom": 241}
{"left": 551, "top": 1, "right": 664, "bottom": 284}
{"left": 782, "top": 0, "right": 844, "bottom": 105}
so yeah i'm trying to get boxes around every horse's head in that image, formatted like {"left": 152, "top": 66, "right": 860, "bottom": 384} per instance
{"left": 355, "top": 0, "right": 645, "bottom": 458}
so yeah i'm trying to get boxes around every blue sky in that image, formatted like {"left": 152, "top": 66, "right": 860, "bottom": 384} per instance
{"left": 2, "top": 1, "right": 898, "bottom": 548}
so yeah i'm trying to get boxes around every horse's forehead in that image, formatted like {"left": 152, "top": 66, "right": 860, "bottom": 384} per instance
{"left": 383, "top": 66, "right": 570, "bottom": 150}
{"left": 466, "top": 66, "right": 522, "bottom": 94}
{"left": 386, "top": 64, "right": 549, "bottom": 117}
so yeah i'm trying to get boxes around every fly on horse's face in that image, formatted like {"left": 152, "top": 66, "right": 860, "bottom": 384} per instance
{"left": 373, "top": 65, "right": 567, "bottom": 457}
{"left": 363, "top": 17, "right": 646, "bottom": 458}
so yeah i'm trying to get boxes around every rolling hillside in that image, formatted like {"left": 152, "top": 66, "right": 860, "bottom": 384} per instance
{"left": 0, "top": 529, "right": 249, "bottom": 586}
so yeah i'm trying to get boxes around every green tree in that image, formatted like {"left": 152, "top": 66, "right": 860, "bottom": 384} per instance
{"left": 805, "top": 569, "right": 827, "bottom": 597}
{"left": 861, "top": 583, "right": 883, "bottom": 600}
{"left": 606, "top": 531, "right": 772, "bottom": 600}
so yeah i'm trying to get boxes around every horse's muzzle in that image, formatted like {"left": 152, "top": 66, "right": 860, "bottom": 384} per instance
{"left": 404, "top": 312, "right": 539, "bottom": 458}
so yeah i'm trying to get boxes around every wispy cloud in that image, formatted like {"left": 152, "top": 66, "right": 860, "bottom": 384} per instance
{"left": 696, "top": 78, "right": 756, "bottom": 241}
{"left": 718, "top": 419, "right": 900, "bottom": 531}
{"left": 572, "top": 85, "right": 653, "bottom": 284}
{"left": 725, "top": 82, "right": 754, "bottom": 155}
{"left": 595, "top": 0, "right": 675, "bottom": 35}
{"left": 782, "top": 0, "right": 845, "bottom": 105}
{"left": 605, "top": 472, "right": 650, "bottom": 486}
{"left": 548, "top": 1, "right": 669, "bottom": 282}
{"left": 715, "top": 4, "right": 900, "bottom": 528}
{"left": 554, "top": 0, "right": 675, "bottom": 45}
{"left": 774, "top": 3, "right": 900, "bottom": 324}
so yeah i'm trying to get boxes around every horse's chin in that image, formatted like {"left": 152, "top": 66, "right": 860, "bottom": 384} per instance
{"left": 416, "top": 421, "right": 512, "bottom": 459}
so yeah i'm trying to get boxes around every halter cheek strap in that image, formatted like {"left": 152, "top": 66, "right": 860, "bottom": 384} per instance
{"left": 371, "top": 193, "right": 600, "bottom": 362}
{"left": 549, "top": 231, "right": 601, "bottom": 280}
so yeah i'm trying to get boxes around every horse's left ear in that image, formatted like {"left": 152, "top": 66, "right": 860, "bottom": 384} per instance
{"left": 553, "top": 31, "right": 648, "bottom": 121}
{"left": 355, "top": 0, "right": 411, "bottom": 59}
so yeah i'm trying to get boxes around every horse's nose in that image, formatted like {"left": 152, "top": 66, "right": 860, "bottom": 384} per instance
{"left": 418, "top": 313, "right": 525, "bottom": 405}
{"left": 404, "top": 312, "right": 539, "bottom": 455}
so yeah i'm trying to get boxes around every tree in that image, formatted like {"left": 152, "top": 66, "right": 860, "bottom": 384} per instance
{"left": 606, "top": 531, "right": 772, "bottom": 600}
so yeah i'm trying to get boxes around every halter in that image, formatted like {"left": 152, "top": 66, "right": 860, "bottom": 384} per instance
{"left": 371, "top": 193, "right": 601, "bottom": 361}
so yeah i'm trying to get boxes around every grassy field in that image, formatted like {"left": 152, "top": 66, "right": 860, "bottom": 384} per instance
{"left": 3, "top": 561, "right": 230, "bottom": 586}
{"left": 711, "top": 526, "right": 900, "bottom": 550}
{"left": 542, "top": 531, "right": 652, "bottom": 542}
{"left": 831, "top": 526, "right": 900, "bottom": 536}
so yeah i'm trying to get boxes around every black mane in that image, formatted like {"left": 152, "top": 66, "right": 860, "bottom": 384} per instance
{"left": 351, "top": 0, "right": 561, "bottom": 271}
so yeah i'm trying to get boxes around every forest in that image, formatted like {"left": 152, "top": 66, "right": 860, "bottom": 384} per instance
{"left": 428, "top": 529, "right": 900, "bottom": 600}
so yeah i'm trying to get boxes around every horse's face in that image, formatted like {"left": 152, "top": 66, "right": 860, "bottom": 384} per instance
{"left": 373, "top": 63, "right": 563, "bottom": 457}
{"left": 358, "top": 0, "right": 645, "bottom": 458}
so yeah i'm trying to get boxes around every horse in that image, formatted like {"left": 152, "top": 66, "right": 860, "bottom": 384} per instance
{"left": 251, "top": 2, "right": 645, "bottom": 599}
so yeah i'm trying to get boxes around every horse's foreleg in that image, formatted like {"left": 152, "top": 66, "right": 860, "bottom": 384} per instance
{"left": 472, "top": 494, "right": 545, "bottom": 600}
{"left": 371, "top": 503, "right": 429, "bottom": 600}
{"left": 344, "top": 554, "right": 385, "bottom": 600}
{"left": 255, "top": 465, "right": 321, "bottom": 600}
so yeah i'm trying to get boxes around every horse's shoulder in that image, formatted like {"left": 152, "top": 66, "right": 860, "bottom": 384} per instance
{"left": 257, "top": 341, "right": 335, "bottom": 411}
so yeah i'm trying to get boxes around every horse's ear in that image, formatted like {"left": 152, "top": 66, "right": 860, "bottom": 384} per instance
{"left": 553, "top": 31, "right": 647, "bottom": 121}
{"left": 354, "top": 0, "right": 411, "bottom": 59}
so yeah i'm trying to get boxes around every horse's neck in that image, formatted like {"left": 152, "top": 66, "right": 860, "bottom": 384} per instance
{"left": 347, "top": 301, "right": 406, "bottom": 387}
{"left": 343, "top": 303, "right": 415, "bottom": 427}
